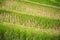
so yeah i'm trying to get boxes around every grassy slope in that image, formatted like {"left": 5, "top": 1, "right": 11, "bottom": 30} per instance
{"left": 0, "top": 9, "right": 60, "bottom": 29}
{"left": 54, "top": 0, "right": 60, "bottom": 3}
{"left": 28, "top": 0, "right": 60, "bottom": 7}
{"left": 0, "top": 0, "right": 60, "bottom": 40}
{"left": 0, "top": 22, "right": 60, "bottom": 40}
{"left": 1, "top": 0, "right": 60, "bottom": 19}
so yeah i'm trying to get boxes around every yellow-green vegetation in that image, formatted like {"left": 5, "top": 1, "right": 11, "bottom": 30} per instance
{"left": 0, "top": 0, "right": 60, "bottom": 40}
{"left": 0, "top": 9, "right": 60, "bottom": 29}
{"left": 0, "top": 22, "right": 60, "bottom": 40}
{"left": 27, "top": 0, "right": 60, "bottom": 7}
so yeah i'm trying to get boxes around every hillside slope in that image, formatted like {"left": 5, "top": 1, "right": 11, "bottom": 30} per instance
{"left": 0, "top": 0, "right": 60, "bottom": 40}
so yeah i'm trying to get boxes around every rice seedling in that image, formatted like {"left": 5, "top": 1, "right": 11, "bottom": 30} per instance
{"left": 0, "top": 0, "right": 60, "bottom": 40}
{"left": 28, "top": 0, "right": 60, "bottom": 7}
{"left": 0, "top": 22, "right": 60, "bottom": 40}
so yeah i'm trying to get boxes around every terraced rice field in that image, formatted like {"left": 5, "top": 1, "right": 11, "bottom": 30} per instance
{"left": 0, "top": 0, "right": 60, "bottom": 40}
{"left": 28, "top": 0, "right": 60, "bottom": 7}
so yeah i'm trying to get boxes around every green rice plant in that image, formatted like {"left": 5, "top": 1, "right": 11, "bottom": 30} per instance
{"left": 54, "top": 0, "right": 60, "bottom": 3}
{"left": 0, "top": 0, "right": 6, "bottom": 6}
{"left": 0, "top": 0, "right": 60, "bottom": 40}
{"left": 0, "top": 22, "right": 60, "bottom": 40}
{"left": 0, "top": 9, "right": 60, "bottom": 29}
{"left": 28, "top": 0, "right": 60, "bottom": 7}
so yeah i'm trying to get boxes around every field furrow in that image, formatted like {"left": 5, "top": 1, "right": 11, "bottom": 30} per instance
{"left": 0, "top": 0, "right": 60, "bottom": 40}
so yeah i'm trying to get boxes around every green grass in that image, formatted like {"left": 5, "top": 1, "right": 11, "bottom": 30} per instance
{"left": 29, "top": 0, "right": 60, "bottom": 7}
{"left": 0, "top": 9, "right": 60, "bottom": 29}
{"left": 54, "top": 0, "right": 60, "bottom": 3}
{"left": 0, "top": 22, "right": 60, "bottom": 40}
{"left": 1, "top": 0, "right": 60, "bottom": 20}
{"left": 0, "top": 0, "right": 5, "bottom": 5}
{"left": 0, "top": 0, "right": 60, "bottom": 40}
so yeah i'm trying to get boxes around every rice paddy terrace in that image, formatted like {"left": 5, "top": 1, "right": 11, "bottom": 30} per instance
{"left": 0, "top": 0, "right": 60, "bottom": 40}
